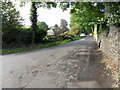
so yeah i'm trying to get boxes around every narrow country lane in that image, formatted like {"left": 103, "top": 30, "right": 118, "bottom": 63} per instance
{"left": 2, "top": 36, "right": 107, "bottom": 88}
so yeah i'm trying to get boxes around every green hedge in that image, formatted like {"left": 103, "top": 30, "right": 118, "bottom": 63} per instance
{"left": 2, "top": 28, "right": 47, "bottom": 49}
{"left": 1, "top": 36, "right": 81, "bottom": 55}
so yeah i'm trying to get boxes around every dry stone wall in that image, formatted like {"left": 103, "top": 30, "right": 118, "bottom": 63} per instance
{"left": 97, "top": 26, "right": 119, "bottom": 63}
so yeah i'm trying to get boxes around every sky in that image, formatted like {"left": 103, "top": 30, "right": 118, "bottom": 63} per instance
{"left": 13, "top": 1, "right": 71, "bottom": 27}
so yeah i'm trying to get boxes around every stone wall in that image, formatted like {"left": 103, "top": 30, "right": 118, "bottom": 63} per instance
{"left": 97, "top": 26, "right": 119, "bottom": 63}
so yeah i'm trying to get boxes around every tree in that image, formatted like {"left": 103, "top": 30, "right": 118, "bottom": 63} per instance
{"left": 59, "top": 2, "right": 119, "bottom": 32}
{"left": 60, "top": 19, "right": 69, "bottom": 32}
{"left": 60, "top": 19, "right": 68, "bottom": 28}
{"left": 69, "top": 24, "right": 79, "bottom": 36}
{"left": 1, "top": 2, "right": 23, "bottom": 34}
{"left": 20, "top": 1, "right": 119, "bottom": 41}
{"left": 70, "top": 2, "right": 105, "bottom": 34}
{"left": 29, "top": 2, "right": 57, "bottom": 44}
{"left": 104, "top": 2, "right": 120, "bottom": 27}
{"left": 53, "top": 24, "right": 61, "bottom": 34}
{"left": 37, "top": 21, "right": 49, "bottom": 31}
{"left": 30, "top": 2, "right": 38, "bottom": 44}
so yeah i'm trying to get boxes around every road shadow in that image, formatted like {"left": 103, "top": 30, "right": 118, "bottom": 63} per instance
{"left": 57, "top": 41, "right": 114, "bottom": 88}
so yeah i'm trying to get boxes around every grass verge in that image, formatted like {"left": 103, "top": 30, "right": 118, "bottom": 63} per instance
{"left": 1, "top": 37, "right": 81, "bottom": 55}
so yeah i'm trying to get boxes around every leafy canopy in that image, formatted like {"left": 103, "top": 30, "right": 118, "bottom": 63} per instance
{"left": 70, "top": 2, "right": 105, "bottom": 33}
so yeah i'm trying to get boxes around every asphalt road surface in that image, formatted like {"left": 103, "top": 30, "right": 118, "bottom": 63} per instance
{"left": 1, "top": 36, "right": 106, "bottom": 88}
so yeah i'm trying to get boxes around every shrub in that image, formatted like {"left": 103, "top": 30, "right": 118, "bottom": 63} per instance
{"left": 69, "top": 25, "right": 80, "bottom": 36}
{"left": 2, "top": 28, "right": 32, "bottom": 49}
{"left": 37, "top": 22, "right": 49, "bottom": 31}
{"left": 2, "top": 26, "right": 47, "bottom": 49}
{"left": 18, "top": 29, "right": 32, "bottom": 45}
{"left": 43, "top": 34, "right": 74, "bottom": 42}
{"left": 35, "top": 28, "right": 47, "bottom": 43}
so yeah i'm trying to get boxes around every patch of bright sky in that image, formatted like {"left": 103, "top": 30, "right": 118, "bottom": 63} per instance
{"left": 13, "top": 1, "right": 70, "bottom": 28}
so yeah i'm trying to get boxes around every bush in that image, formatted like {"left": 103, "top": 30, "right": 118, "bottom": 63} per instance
{"left": 35, "top": 29, "right": 47, "bottom": 43}
{"left": 18, "top": 29, "right": 32, "bottom": 45}
{"left": 69, "top": 25, "right": 80, "bottom": 36}
{"left": 37, "top": 22, "right": 49, "bottom": 31}
{"left": 2, "top": 28, "right": 32, "bottom": 49}
{"left": 2, "top": 27, "right": 47, "bottom": 49}
{"left": 43, "top": 34, "right": 74, "bottom": 42}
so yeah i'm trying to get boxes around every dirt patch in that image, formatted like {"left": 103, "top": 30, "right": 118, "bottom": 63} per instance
{"left": 57, "top": 43, "right": 118, "bottom": 88}
{"left": 26, "top": 65, "right": 39, "bottom": 76}
{"left": 97, "top": 51, "right": 119, "bottom": 88}
{"left": 56, "top": 44, "right": 101, "bottom": 88}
